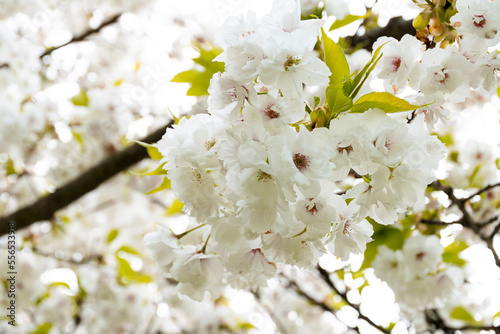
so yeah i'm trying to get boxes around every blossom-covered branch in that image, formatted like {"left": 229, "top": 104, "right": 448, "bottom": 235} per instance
{"left": 0, "top": 121, "right": 173, "bottom": 236}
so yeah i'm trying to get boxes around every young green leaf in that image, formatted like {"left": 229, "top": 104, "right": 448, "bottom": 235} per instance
{"left": 442, "top": 240, "right": 468, "bottom": 267}
{"left": 130, "top": 140, "right": 163, "bottom": 160}
{"left": 71, "top": 88, "right": 89, "bottom": 107}
{"left": 165, "top": 198, "right": 184, "bottom": 216}
{"left": 349, "top": 42, "right": 386, "bottom": 99}
{"left": 350, "top": 92, "right": 427, "bottom": 114}
{"left": 322, "top": 29, "right": 350, "bottom": 87}
{"left": 145, "top": 176, "right": 171, "bottom": 194}
{"left": 130, "top": 162, "right": 168, "bottom": 177}
{"left": 106, "top": 229, "right": 119, "bottom": 243}
{"left": 450, "top": 306, "right": 478, "bottom": 324}
{"left": 171, "top": 42, "right": 224, "bottom": 96}
{"left": 329, "top": 11, "right": 370, "bottom": 31}
{"left": 321, "top": 29, "right": 353, "bottom": 118}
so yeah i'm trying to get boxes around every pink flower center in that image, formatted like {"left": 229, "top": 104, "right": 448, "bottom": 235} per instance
{"left": 391, "top": 57, "right": 402, "bottom": 72}
{"left": 293, "top": 153, "right": 310, "bottom": 172}
{"left": 473, "top": 15, "right": 486, "bottom": 28}
{"left": 263, "top": 105, "right": 280, "bottom": 119}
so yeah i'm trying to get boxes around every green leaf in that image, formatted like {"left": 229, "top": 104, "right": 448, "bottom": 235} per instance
{"left": 71, "top": 89, "right": 89, "bottom": 107}
{"left": 435, "top": 132, "right": 454, "bottom": 147}
{"left": 350, "top": 92, "right": 427, "bottom": 114}
{"left": 322, "top": 29, "right": 350, "bottom": 88}
{"left": 106, "top": 229, "right": 119, "bottom": 243}
{"left": 146, "top": 176, "right": 171, "bottom": 194}
{"left": 326, "top": 84, "right": 353, "bottom": 115}
{"left": 131, "top": 163, "right": 168, "bottom": 177}
{"left": 171, "top": 43, "right": 224, "bottom": 96}
{"left": 314, "top": 96, "right": 321, "bottom": 109}
{"left": 165, "top": 198, "right": 184, "bottom": 216}
{"left": 115, "top": 255, "right": 153, "bottom": 285}
{"left": 349, "top": 42, "right": 386, "bottom": 99}
{"left": 30, "top": 323, "right": 52, "bottom": 334}
{"left": 34, "top": 291, "right": 50, "bottom": 306}
{"left": 131, "top": 140, "right": 163, "bottom": 160}
{"left": 450, "top": 306, "right": 477, "bottom": 323}
{"left": 321, "top": 29, "right": 353, "bottom": 118}
{"left": 497, "top": 85, "right": 500, "bottom": 99}
{"left": 494, "top": 311, "right": 500, "bottom": 318}
{"left": 116, "top": 245, "right": 141, "bottom": 256}
{"left": 442, "top": 240, "right": 468, "bottom": 267}
{"left": 238, "top": 322, "right": 255, "bottom": 330}
{"left": 6, "top": 157, "right": 16, "bottom": 176}
{"left": 469, "top": 164, "right": 483, "bottom": 187}
{"left": 49, "top": 282, "right": 71, "bottom": 290}
{"left": 362, "top": 224, "right": 406, "bottom": 270}
{"left": 329, "top": 12, "right": 370, "bottom": 31}
{"left": 71, "top": 131, "right": 85, "bottom": 150}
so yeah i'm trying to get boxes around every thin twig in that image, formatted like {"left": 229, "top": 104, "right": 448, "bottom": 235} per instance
{"left": 430, "top": 181, "right": 500, "bottom": 268}
{"left": 463, "top": 182, "right": 500, "bottom": 202}
{"left": 425, "top": 309, "right": 500, "bottom": 334}
{"left": 40, "top": 13, "right": 123, "bottom": 58}
{"left": 32, "top": 247, "right": 104, "bottom": 265}
{"left": 286, "top": 278, "right": 360, "bottom": 333}
{"left": 317, "top": 266, "right": 390, "bottom": 334}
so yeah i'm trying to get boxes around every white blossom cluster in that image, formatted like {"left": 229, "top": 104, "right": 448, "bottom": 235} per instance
{"left": 372, "top": 234, "right": 463, "bottom": 311}
{"left": 373, "top": 0, "right": 500, "bottom": 127}
{"left": 150, "top": 0, "right": 446, "bottom": 301}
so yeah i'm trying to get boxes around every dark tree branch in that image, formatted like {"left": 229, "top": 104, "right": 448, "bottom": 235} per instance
{"left": 317, "top": 266, "right": 390, "bottom": 334}
{"left": 345, "top": 16, "right": 415, "bottom": 52}
{"left": 40, "top": 13, "right": 123, "bottom": 58}
{"left": 463, "top": 182, "right": 500, "bottom": 202}
{"left": 430, "top": 181, "right": 500, "bottom": 268}
{"left": 425, "top": 309, "right": 500, "bottom": 334}
{"left": 0, "top": 121, "right": 173, "bottom": 236}
{"left": 285, "top": 277, "right": 360, "bottom": 333}
{"left": 420, "top": 218, "right": 452, "bottom": 226}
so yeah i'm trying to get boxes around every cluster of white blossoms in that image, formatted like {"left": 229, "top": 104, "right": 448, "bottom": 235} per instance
{"left": 372, "top": 234, "right": 463, "bottom": 311}
{"left": 372, "top": 0, "right": 500, "bottom": 127}
{"left": 149, "top": 0, "right": 447, "bottom": 301}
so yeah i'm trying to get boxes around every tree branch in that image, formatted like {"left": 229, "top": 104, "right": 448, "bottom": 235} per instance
{"left": 345, "top": 16, "right": 415, "bottom": 52}
{"left": 40, "top": 13, "right": 123, "bottom": 58}
{"left": 430, "top": 181, "right": 500, "bottom": 268}
{"left": 425, "top": 309, "right": 500, "bottom": 334}
{"left": 285, "top": 277, "right": 360, "bottom": 333}
{"left": 0, "top": 121, "right": 173, "bottom": 236}
{"left": 317, "top": 266, "right": 390, "bottom": 334}
{"left": 463, "top": 182, "right": 500, "bottom": 202}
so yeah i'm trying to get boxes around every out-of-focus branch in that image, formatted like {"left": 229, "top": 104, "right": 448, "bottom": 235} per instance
{"left": 345, "top": 16, "right": 415, "bottom": 52}
{"left": 0, "top": 121, "right": 173, "bottom": 236}
{"left": 316, "top": 266, "right": 390, "bottom": 334}
{"left": 425, "top": 309, "right": 500, "bottom": 334}
{"left": 429, "top": 181, "right": 500, "bottom": 268}
{"left": 40, "top": 13, "right": 123, "bottom": 58}
{"left": 463, "top": 182, "right": 500, "bottom": 202}
{"left": 285, "top": 277, "right": 361, "bottom": 333}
